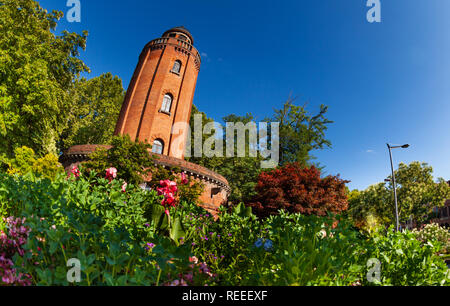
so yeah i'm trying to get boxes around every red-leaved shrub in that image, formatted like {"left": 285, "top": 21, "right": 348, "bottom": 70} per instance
{"left": 248, "top": 163, "right": 349, "bottom": 218}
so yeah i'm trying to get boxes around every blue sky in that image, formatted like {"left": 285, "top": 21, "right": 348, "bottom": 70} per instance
{"left": 40, "top": 0, "right": 450, "bottom": 190}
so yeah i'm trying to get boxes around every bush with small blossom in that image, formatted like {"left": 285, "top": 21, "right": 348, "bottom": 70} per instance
{"left": 412, "top": 223, "right": 450, "bottom": 254}
{"left": 0, "top": 217, "right": 32, "bottom": 286}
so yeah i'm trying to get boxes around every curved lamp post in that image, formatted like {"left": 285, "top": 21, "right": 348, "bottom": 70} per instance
{"left": 386, "top": 143, "right": 410, "bottom": 232}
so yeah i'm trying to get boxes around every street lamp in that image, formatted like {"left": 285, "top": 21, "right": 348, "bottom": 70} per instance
{"left": 386, "top": 143, "right": 410, "bottom": 232}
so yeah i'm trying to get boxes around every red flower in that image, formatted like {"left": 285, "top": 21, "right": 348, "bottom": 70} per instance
{"left": 158, "top": 180, "right": 178, "bottom": 208}
{"left": 70, "top": 166, "right": 80, "bottom": 178}
{"left": 181, "top": 172, "right": 188, "bottom": 185}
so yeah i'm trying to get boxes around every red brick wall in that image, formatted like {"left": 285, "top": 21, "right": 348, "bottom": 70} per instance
{"left": 114, "top": 33, "right": 200, "bottom": 160}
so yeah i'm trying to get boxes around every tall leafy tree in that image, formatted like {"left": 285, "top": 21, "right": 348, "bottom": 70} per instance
{"left": 349, "top": 161, "right": 450, "bottom": 228}
{"left": 270, "top": 96, "right": 332, "bottom": 167}
{"left": 188, "top": 97, "right": 333, "bottom": 204}
{"left": 0, "top": 0, "right": 89, "bottom": 157}
{"left": 59, "top": 73, "right": 125, "bottom": 151}
{"left": 186, "top": 106, "right": 262, "bottom": 203}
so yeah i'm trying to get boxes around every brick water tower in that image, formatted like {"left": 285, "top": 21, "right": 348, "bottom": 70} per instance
{"left": 114, "top": 26, "right": 201, "bottom": 159}
{"left": 62, "top": 27, "right": 230, "bottom": 215}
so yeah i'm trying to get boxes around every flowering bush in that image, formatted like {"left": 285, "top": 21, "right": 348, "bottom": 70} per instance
{"left": 412, "top": 223, "right": 450, "bottom": 254}
{"left": 84, "top": 135, "right": 155, "bottom": 185}
{"left": 70, "top": 165, "right": 81, "bottom": 178}
{"left": 150, "top": 165, "right": 204, "bottom": 205}
{"left": 1, "top": 164, "right": 449, "bottom": 286}
{"left": 0, "top": 217, "right": 32, "bottom": 286}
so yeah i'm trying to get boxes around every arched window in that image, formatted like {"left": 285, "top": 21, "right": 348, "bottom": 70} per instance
{"left": 152, "top": 139, "right": 164, "bottom": 154}
{"left": 171, "top": 60, "right": 182, "bottom": 74}
{"left": 160, "top": 94, "right": 173, "bottom": 113}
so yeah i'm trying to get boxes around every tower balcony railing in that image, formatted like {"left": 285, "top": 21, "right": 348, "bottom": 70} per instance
{"left": 144, "top": 37, "right": 202, "bottom": 69}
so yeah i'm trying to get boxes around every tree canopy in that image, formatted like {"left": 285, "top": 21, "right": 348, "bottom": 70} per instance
{"left": 0, "top": 0, "right": 89, "bottom": 157}
{"left": 349, "top": 161, "right": 450, "bottom": 228}
{"left": 59, "top": 73, "right": 125, "bottom": 151}
{"left": 187, "top": 97, "right": 333, "bottom": 204}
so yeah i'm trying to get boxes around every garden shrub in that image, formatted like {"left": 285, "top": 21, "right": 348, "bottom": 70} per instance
{"left": 84, "top": 135, "right": 155, "bottom": 185}
{"left": 248, "top": 162, "right": 349, "bottom": 218}
{"left": 2, "top": 146, "right": 64, "bottom": 180}
{"left": 1, "top": 165, "right": 448, "bottom": 286}
{"left": 412, "top": 223, "right": 450, "bottom": 255}
{"left": 364, "top": 229, "right": 450, "bottom": 286}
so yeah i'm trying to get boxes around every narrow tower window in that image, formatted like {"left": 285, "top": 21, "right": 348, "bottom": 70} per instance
{"left": 160, "top": 94, "right": 173, "bottom": 113}
{"left": 152, "top": 139, "right": 164, "bottom": 154}
{"left": 171, "top": 60, "right": 182, "bottom": 74}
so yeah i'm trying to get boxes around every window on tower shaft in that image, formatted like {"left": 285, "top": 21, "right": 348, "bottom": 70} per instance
{"left": 171, "top": 60, "right": 182, "bottom": 74}
{"left": 160, "top": 94, "right": 173, "bottom": 114}
{"left": 152, "top": 139, "right": 164, "bottom": 155}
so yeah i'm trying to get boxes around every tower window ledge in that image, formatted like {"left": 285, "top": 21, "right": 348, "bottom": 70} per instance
{"left": 159, "top": 109, "right": 172, "bottom": 116}
{"left": 170, "top": 70, "right": 180, "bottom": 76}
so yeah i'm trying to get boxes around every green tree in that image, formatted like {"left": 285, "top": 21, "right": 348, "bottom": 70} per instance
{"left": 187, "top": 98, "right": 333, "bottom": 204}
{"left": 349, "top": 161, "right": 450, "bottom": 228}
{"left": 59, "top": 73, "right": 125, "bottom": 151}
{"left": 0, "top": 0, "right": 89, "bottom": 157}
{"left": 270, "top": 96, "right": 332, "bottom": 167}
{"left": 186, "top": 106, "right": 262, "bottom": 203}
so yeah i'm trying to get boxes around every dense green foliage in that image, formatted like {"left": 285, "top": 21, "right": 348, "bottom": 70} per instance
{"left": 59, "top": 73, "right": 125, "bottom": 151}
{"left": 187, "top": 106, "right": 262, "bottom": 203}
{"left": 84, "top": 135, "right": 155, "bottom": 185}
{"left": 0, "top": 0, "right": 89, "bottom": 157}
{"left": 349, "top": 161, "right": 450, "bottom": 228}
{"left": 0, "top": 169, "right": 448, "bottom": 286}
{"left": 270, "top": 97, "right": 332, "bottom": 167}
{"left": 0, "top": 146, "right": 64, "bottom": 180}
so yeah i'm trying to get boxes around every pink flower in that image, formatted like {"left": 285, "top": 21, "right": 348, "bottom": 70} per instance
{"left": 70, "top": 166, "right": 80, "bottom": 178}
{"left": 181, "top": 172, "right": 188, "bottom": 185}
{"left": 122, "top": 182, "right": 128, "bottom": 192}
{"left": 165, "top": 209, "right": 170, "bottom": 216}
{"left": 189, "top": 256, "right": 199, "bottom": 264}
{"left": 105, "top": 167, "right": 117, "bottom": 181}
